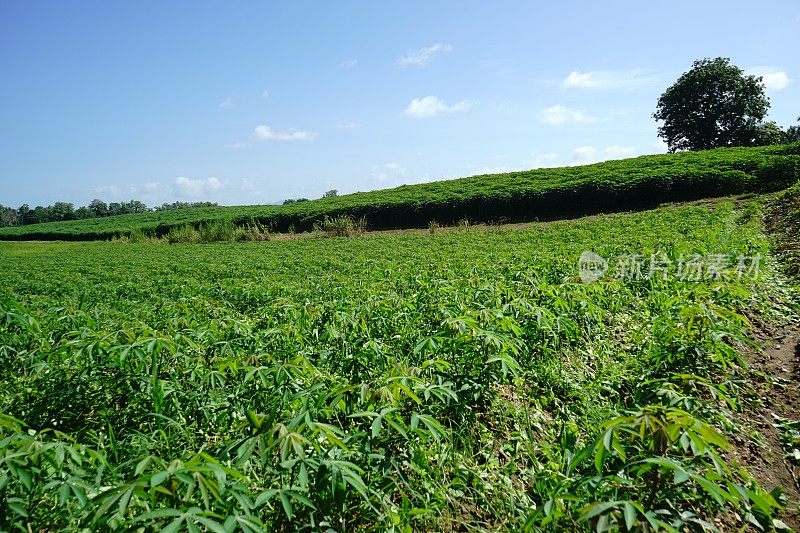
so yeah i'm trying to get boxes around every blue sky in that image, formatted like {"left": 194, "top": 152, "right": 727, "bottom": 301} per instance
{"left": 1, "top": 1, "right": 798, "bottom": 207}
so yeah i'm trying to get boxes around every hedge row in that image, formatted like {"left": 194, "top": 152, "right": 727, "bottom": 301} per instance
{"left": 2, "top": 143, "right": 798, "bottom": 241}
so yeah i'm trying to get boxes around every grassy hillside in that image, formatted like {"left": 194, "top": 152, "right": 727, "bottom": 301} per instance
{"left": 1, "top": 200, "right": 799, "bottom": 529}
{"left": 1, "top": 143, "right": 799, "bottom": 241}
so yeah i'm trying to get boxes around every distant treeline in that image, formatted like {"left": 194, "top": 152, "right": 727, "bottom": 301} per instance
{"left": 1, "top": 144, "right": 799, "bottom": 241}
{"left": 0, "top": 200, "right": 219, "bottom": 227}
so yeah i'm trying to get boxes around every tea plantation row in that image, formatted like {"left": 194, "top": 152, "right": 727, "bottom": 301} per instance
{"left": 1, "top": 143, "right": 798, "bottom": 241}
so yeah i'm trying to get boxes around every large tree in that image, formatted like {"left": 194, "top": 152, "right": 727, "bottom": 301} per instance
{"left": 89, "top": 198, "right": 108, "bottom": 217}
{"left": 654, "top": 57, "right": 770, "bottom": 152}
{"left": 786, "top": 116, "right": 800, "bottom": 143}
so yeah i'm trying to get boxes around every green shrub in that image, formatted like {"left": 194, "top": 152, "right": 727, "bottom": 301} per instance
{"left": 313, "top": 215, "right": 367, "bottom": 237}
{"left": 234, "top": 223, "right": 269, "bottom": 242}
{"left": 197, "top": 219, "right": 235, "bottom": 242}
{"left": 166, "top": 224, "right": 200, "bottom": 244}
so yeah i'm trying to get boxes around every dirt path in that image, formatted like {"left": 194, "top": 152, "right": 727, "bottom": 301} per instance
{"left": 731, "top": 325, "right": 800, "bottom": 529}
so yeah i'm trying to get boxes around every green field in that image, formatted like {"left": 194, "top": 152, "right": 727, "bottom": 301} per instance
{"left": 2, "top": 196, "right": 798, "bottom": 530}
{"left": 1, "top": 143, "right": 799, "bottom": 241}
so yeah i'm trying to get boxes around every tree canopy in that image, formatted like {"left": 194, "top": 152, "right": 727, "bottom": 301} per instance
{"left": 654, "top": 58, "right": 771, "bottom": 152}
{"left": 786, "top": 116, "right": 800, "bottom": 143}
{"left": 0, "top": 199, "right": 219, "bottom": 227}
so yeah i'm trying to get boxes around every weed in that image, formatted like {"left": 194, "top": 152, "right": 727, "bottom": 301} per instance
{"left": 313, "top": 215, "right": 367, "bottom": 237}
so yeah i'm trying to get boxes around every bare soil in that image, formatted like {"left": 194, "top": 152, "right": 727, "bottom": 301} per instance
{"left": 729, "top": 324, "right": 800, "bottom": 530}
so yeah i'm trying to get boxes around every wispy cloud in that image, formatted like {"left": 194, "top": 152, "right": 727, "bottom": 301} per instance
{"left": 562, "top": 70, "right": 662, "bottom": 90}
{"left": 746, "top": 66, "right": 793, "bottom": 91}
{"left": 219, "top": 96, "right": 235, "bottom": 109}
{"left": 539, "top": 104, "right": 596, "bottom": 125}
{"left": 371, "top": 163, "right": 407, "bottom": 183}
{"left": 652, "top": 140, "right": 669, "bottom": 154}
{"left": 93, "top": 177, "right": 262, "bottom": 204}
{"left": 252, "top": 125, "right": 318, "bottom": 142}
{"left": 527, "top": 152, "right": 560, "bottom": 169}
{"left": 262, "top": 89, "right": 270, "bottom": 100}
{"left": 571, "top": 145, "right": 637, "bottom": 165}
{"left": 94, "top": 185, "right": 122, "bottom": 197}
{"left": 226, "top": 141, "right": 250, "bottom": 149}
{"left": 397, "top": 43, "right": 453, "bottom": 68}
{"left": 339, "top": 59, "right": 358, "bottom": 68}
{"left": 403, "top": 95, "right": 476, "bottom": 119}
{"left": 175, "top": 176, "right": 223, "bottom": 196}
{"left": 337, "top": 122, "right": 362, "bottom": 130}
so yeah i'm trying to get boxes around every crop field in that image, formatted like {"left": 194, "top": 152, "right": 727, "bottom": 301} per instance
{"left": 1, "top": 197, "right": 799, "bottom": 531}
{"left": 1, "top": 143, "right": 798, "bottom": 241}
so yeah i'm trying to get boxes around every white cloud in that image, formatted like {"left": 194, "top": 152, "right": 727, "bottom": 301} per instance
{"left": 252, "top": 125, "right": 318, "bottom": 142}
{"left": 747, "top": 66, "right": 792, "bottom": 91}
{"left": 562, "top": 70, "right": 661, "bottom": 90}
{"left": 539, "top": 104, "right": 596, "bottom": 125}
{"left": 227, "top": 141, "right": 250, "bottom": 149}
{"left": 403, "top": 95, "right": 476, "bottom": 118}
{"left": 652, "top": 140, "right": 669, "bottom": 154}
{"left": 371, "top": 163, "right": 407, "bottom": 183}
{"left": 572, "top": 146, "right": 599, "bottom": 162}
{"left": 339, "top": 59, "right": 358, "bottom": 68}
{"left": 604, "top": 145, "right": 637, "bottom": 158}
{"left": 175, "top": 176, "right": 223, "bottom": 196}
{"left": 219, "top": 96, "right": 235, "bottom": 109}
{"left": 469, "top": 165, "right": 517, "bottom": 175}
{"left": 142, "top": 182, "right": 169, "bottom": 194}
{"left": 466, "top": 152, "right": 561, "bottom": 175}
{"left": 397, "top": 43, "right": 453, "bottom": 67}
{"left": 528, "top": 152, "right": 560, "bottom": 168}
{"left": 571, "top": 145, "right": 637, "bottom": 165}
{"left": 92, "top": 177, "right": 264, "bottom": 205}
{"left": 262, "top": 89, "right": 270, "bottom": 100}
{"left": 337, "top": 122, "right": 362, "bottom": 130}
{"left": 94, "top": 185, "right": 122, "bottom": 196}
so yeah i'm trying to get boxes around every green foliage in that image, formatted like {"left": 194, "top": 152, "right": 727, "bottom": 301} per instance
{"left": 166, "top": 224, "right": 201, "bottom": 244}
{"left": 755, "top": 122, "right": 789, "bottom": 146}
{"left": 1, "top": 144, "right": 799, "bottom": 240}
{"left": 785, "top": 117, "right": 800, "bottom": 143}
{"left": 774, "top": 415, "right": 800, "bottom": 466}
{"left": 163, "top": 221, "right": 268, "bottom": 244}
{"left": 0, "top": 200, "right": 797, "bottom": 530}
{"left": 654, "top": 58, "right": 771, "bottom": 152}
{"left": 765, "top": 182, "right": 800, "bottom": 277}
{"left": 313, "top": 215, "right": 367, "bottom": 237}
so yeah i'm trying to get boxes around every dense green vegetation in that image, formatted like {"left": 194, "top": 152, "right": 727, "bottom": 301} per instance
{"left": 1, "top": 199, "right": 798, "bottom": 530}
{"left": 0, "top": 200, "right": 220, "bottom": 227}
{"left": 1, "top": 143, "right": 798, "bottom": 241}
{"left": 766, "top": 183, "right": 800, "bottom": 278}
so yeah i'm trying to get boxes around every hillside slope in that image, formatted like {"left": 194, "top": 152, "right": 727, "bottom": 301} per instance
{"left": 1, "top": 143, "right": 799, "bottom": 241}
